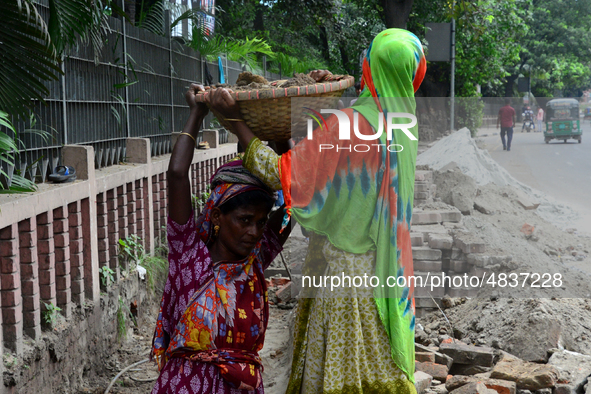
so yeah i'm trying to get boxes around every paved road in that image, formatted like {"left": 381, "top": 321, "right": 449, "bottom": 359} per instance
{"left": 477, "top": 121, "right": 591, "bottom": 234}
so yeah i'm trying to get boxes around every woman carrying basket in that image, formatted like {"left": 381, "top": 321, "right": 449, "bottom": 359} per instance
{"left": 150, "top": 83, "right": 291, "bottom": 393}
{"left": 206, "top": 29, "right": 426, "bottom": 394}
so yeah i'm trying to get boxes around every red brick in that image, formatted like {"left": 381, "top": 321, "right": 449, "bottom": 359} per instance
{"left": 54, "top": 233, "right": 69, "bottom": 248}
{"left": 21, "top": 279, "right": 38, "bottom": 296}
{"left": 2, "top": 303, "right": 23, "bottom": 324}
{"left": 56, "top": 290, "right": 71, "bottom": 306}
{"left": 23, "top": 310, "right": 41, "bottom": 327}
{"left": 53, "top": 218, "right": 68, "bottom": 233}
{"left": 415, "top": 361, "right": 450, "bottom": 381}
{"left": 38, "top": 252, "right": 55, "bottom": 270}
{"left": 53, "top": 207, "right": 67, "bottom": 219}
{"left": 108, "top": 243, "right": 118, "bottom": 258}
{"left": 71, "top": 280, "right": 84, "bottom": 296}
{"left": 18, "top": 218, "right": 36, "bottom": 232}
{"left": 37, "top": 239, "right": 54, "bottom": 255}
{"left": 1, "top": 255, "right": 19, "bottom": 273}
{"left": 97, "top": 226, "right": 108, "bottom": 240}
{"left": 69, "top": 239, "right": 82, "bottom": 254}
{"left": 118, "top": 217, "right": 128, "bottom": 228}
{"left": 36, "top": 224, "right": 53, "bottom": 240}
{"left": 97, "top": 202, "right": 107, "bottom": 215}
{"left": 22, "top": 294, "right": 40, "bottom": 311}
{"left": 56, "top": 260, "right": 70, "bottom": 276}
{"left": 39, "top": 269, "right": 55, "bottom": 286}
{"left": 118, "top": 195, "right": 127, "bottom": 207}
{"left": 107, "top": 221, "right": 118, "bottom": 234}
{"left": 97, "top": 214, "right": 107, "bottom": 227}
{"left": 1, "top": 272, "right": 20, "bottom": 290}
{"left": 36, "top": 211, "right": 53, "bottom": 225}
{"left": 1, "top": 290, "right": 20, "bottom": 307}
{"left": 39, "top": 285, "right": 56, "bottom": 300}
{"left": 0, "top": 224, "right": 17, "bottom": 240}
{"left": 19, "top": 246, "right": 37, "bottom": 264}
{"left": 68, "top": 200, "right": 81, "bottom": 213}
{"left": 107, "top": 210, "right": 118, "bottom": 223}
{"left": 18, "top": 231, "right": 36, "bottom": 247}
{"left": 0, "top": 240, "right": 18, "bottom": 257}
{"left": 3, "top": 323, "right": 23, "bottom": 346}
{"left": 97, "top": 239, "right": 108, "bottom": 252}
{"left": 98, "top": 250, "right": 109, "bottom": 263}
{"left": 20, "top": 263, "right": 38, "bottom": 281}
{"left": 55, "top": 247, "right": 70, "bottom": 262}
{"left": 69, "top": 253, "right": 83, "bottom": 268}
{"left": 71, "top": 291, "right": 84, "bottom": 307}
{"left": 56, "top": 275, "right": 70, "bottom": 290}
{"left": 276, "top": 282, "right": 293, "bottom": 303}
{"left": 71, "top": 265, "right": 84, "bottom": 279}
{"left": 416, "top": 352, "right": 436, "bottom": 363}
{"left": 106, "top": 198, "right": 117, "bottom": 211}
{"left": 69, "top": 226, "right": 82, "bottom": 240}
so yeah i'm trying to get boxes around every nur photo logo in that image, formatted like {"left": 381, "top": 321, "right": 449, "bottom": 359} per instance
{"left": 304, "top": 108, "right": 418, "bottom": 152}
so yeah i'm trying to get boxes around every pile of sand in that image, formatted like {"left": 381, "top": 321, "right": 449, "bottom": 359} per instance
{"left": 416, "top": 128, "right": 580, "bottom": 230}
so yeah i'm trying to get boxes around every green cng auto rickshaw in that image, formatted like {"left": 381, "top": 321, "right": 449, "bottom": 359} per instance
{"left": 545, "top": 98, "right": 582, "bottom": 143}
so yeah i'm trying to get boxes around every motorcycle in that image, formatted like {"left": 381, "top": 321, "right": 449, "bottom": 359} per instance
{"left": 522, "top": 112, "right": 535, "bottom": 132}
{"left": 523, "top": 119, "right": 535, "bottom": 133}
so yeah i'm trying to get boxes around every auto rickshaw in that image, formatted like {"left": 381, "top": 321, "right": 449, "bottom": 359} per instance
{"left": 545, "top": 98, "right": 582, "bottom": 143}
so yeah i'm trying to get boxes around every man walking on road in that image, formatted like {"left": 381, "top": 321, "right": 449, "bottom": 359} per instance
{"left": 497, "top": 98, "right": 516, "bottom": 151}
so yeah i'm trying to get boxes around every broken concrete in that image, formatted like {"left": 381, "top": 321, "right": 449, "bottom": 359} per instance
{"left": 449, "top": 382, "right": 497, "bottom": 394}
{"left": 415, "top": 370, "right": 434, "bottom": 394}
{"left": 439, "top": 342, "right": 495, "bottom": 367}
{"left": 490, "top": 357, "right": 558, "bottom": 390}
{"left": 547, "top": 349, "right": 591, "bottom": 392}
{"left": 445, "top": 375, "right": 517, "bottom": 394}
{"left": 415, "top": 361, "right": 449, "bottom": 381}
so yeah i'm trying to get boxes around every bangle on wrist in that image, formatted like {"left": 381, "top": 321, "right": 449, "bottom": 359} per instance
{"left": 180, "top": 132, "right": 197, "bottom": 144}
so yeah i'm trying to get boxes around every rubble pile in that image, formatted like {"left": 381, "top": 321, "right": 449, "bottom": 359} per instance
{"left": 410, "top": 128, "right": 591, "bottom": 394}
{"left": 413, "top": 339, "right": 591, "bottom": 394}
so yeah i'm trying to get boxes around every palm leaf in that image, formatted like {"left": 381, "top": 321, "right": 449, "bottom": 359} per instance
{"left": 0, "top": 0, "right": 61, "bottom": 119}
{"left": 0, "top": 174, "right": 37, "bottom": 193}
{"left": 0, "top": 111, "right": 36, "bottom": 192}
{"left": 137, "top": 0, "right": 165, "bottom": 36}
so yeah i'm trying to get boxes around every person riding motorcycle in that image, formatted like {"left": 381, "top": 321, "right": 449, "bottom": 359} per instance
{"left": 522, "top": 106, "right": 535, "bottom": 132}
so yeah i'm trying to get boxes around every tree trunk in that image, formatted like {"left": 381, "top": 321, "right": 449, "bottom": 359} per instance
{"left": 382, "top": 0, "right": 414, "bottom": 29}
{"left": 254, "top": 3, "right": 265, "bottom": 32}
{"left": 319, "top": 26, "right": 331, "bottom": 63}
{"left": 505, "top": 74, "right": 518, "bottom": 97}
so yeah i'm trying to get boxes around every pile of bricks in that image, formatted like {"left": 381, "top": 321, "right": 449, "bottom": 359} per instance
{"left": 410, "top": 171, "right": 500, "bottom": 317}
{"left": 414, "top": 170, "right": 437, "bottom": 207}
{"left": 413, "top": 341, "right": 583, "bottom": 394}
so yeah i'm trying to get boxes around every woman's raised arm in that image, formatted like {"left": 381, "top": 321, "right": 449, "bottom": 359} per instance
{"left": 167, "top": 84, "right": 209, "bottom": 225}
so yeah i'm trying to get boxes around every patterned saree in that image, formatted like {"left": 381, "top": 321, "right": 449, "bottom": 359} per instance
{"left": 243, "top": 29, "right": 426, "bottom": 393}
{"left": 150, "top": 161, "right": 283, "bottom": 393}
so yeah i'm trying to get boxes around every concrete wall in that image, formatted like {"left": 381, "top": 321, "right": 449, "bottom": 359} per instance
{"left": 0, "top": 137, "right": 237, "bottom": 392}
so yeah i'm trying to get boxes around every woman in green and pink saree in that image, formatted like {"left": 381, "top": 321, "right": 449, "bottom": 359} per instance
{"left": 206, "top": 28, "right": 426, "bottom": 394}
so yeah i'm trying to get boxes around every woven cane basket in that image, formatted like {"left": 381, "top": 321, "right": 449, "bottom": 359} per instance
{"left": 196, "top": 75, "right": 355, "bottom": 141}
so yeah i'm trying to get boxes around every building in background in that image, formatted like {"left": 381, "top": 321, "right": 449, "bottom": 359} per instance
{"left": 169, "top": 0, "right": 215, "bottom": 40}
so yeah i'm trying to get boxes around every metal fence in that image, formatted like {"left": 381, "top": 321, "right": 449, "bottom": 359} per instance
{"left": 4, "top": 7, "right": 280, "bottom": 185}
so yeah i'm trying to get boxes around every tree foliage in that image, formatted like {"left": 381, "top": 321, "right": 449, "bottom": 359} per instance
{"left": 519, "top": 0, "right": 591, "bottom": 97}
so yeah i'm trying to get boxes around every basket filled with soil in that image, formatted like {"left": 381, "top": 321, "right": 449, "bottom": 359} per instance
{"left": 196, "top": 72, "right": 355, "bottom": 141}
